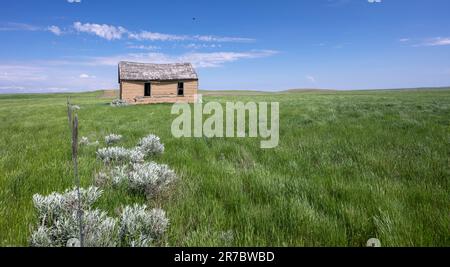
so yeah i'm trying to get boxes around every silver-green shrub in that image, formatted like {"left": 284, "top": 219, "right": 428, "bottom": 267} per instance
{"left": 31, "top": 210, "right": 118, "bottom": 247}
{"left": 32, "top": 186, "right": 102, "bottom": 225}
{"left": 137, "top": 134, "right": 165, "bottom": 157}
{"left": 94, "top": 167, "right": 128, "bottom": 187}
{"left": 108, "top": 165, "right": 129, "bottom": 185}
{"left": 51, "top": 209, "right": 118, "bottom": 247}
{"left": 105, "top": 134, "right": 122, "bottom": 146}
{"left": 119, "top": 204, "right": 169, "bottom": 247}
{"left": 96, "top": 147, "right": 130, "bottom": 164}
{"left": 128, "top": 162, "right": 177, "bottom": 198}
{"left": 31, "top": 187, "right": 118, "bottom": 247}
{"left": 110, "top": 99, "right": 129, "bottom": 107}
{"left": 94, "top": 171, "right": 109, "bottom": 187}
{"left": 79, "top": 136, "right": 90, "bottom": 146}
{"left": 97, "top": 146, "right": 144, "bottom": 164}
{"left": 95, "top": 162, "right": 177, "bottom": 198}
{"left": 30, "top": 187, "right": 169, "bottom": 247}
{"left": 30, "top": 226, "right": 54, "bottom": 247}
{"left": 80, "top": 137, "right": 99, "bottom": 147}
{"left": 128, "top": 147, "right": 145, "bottom": 163}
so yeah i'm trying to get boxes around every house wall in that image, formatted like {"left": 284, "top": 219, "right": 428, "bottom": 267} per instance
{"left": 120, "top": 80, "right": 198, "bottom": 104}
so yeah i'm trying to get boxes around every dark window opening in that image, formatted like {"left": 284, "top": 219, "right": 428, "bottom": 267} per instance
{"left": 177, "top": 82, "right": 184, "bottom": 96}
{"left": 144, "top": 82, "right": 151, "bottom": 96}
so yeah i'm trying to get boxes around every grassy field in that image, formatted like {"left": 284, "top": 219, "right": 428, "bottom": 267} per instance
{"left": 0, "top": 89, "right": 449, "bottom": 247}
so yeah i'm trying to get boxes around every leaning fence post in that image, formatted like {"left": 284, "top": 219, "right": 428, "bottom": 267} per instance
{"left": 71, "top": 114, "right": 84, "bottom": 247}
{"left": 67, "top": 97, "right": 72, "bottom": 130}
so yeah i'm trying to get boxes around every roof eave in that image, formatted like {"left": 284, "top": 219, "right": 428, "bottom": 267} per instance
{"left": 119, "top": 78, "right": 199, "bottom": 82}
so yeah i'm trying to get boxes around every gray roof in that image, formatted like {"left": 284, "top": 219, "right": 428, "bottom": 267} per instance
{"left": 118, "top": 61, "right": 198, "bottom": 82}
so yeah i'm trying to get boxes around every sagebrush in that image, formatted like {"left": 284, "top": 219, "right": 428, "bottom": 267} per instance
{"left": 30, "top": 187, "right": 169, "bottom": 247}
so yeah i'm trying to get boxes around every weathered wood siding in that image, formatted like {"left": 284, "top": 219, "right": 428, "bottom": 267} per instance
{"left": 120, "top": 80, "right": 198, "bottom": 104}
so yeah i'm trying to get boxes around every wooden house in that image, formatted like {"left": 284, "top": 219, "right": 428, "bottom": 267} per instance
{"left": 118, "top": 61, "right": 198, "bottom": 104}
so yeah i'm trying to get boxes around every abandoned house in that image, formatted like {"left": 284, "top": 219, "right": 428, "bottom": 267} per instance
{"left": 118, "top": 61, "right": 199, "bottom": 104}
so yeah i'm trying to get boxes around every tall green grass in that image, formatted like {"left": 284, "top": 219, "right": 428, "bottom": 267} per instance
{"left": 0, "top": 89, "right": 449, "bottom": 246}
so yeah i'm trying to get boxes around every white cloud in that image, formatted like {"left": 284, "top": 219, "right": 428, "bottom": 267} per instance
{"left": 306, "top": 75, "right": 316, "bottom": 83}
{"left": 0, "top": 62, "right": 110, "bottom": 93}
{"left": 0, "top": 49, "right": 278, "bottom": 93}
{"left": 1, "top": 23, "right": 63, "bottom": 36}
{"left": 0, "top": 86, "right": 70, "bottom": 93}
{"left": 181, "top": 50, "right": 278, "bottom": 68}
{"left": 48, "top": 25, "right": 62, "bottom": 36}
{"left": 73, "top": 22, "right": 127, "bottom": 40}
{"left": 0, "top": 86, "right": 25, "bottom": 91}
{"left": 184, "top": 43, "right": 222, "bottom": 49}
{"left": 128, "top": 32, "right": 254, "bottom": 43}
{"left": 1, "top": 20, "right": 254, "bottom": 44}
{"left": 73, "top": 21, "right": 254, "bottom": 43}
{"left": 0, "top": 65, "right": 48, "bottom": 82}
{"left": 1, "top": 22, "right": 65, "bottom": 37}
{"left": 90, "top": 50, "right": 278, "bottom": 68}
{"left": 128, "top": 31, "right": 254, "bottom": 43}
{"left": 368, "top": 0, "right": 382, "bottom": 3}
{"left": 422, "top": 37, "right": 450, "bottom": 46}
{"left": 127, "top": 45, "right": 160, "bottom": 50}
{"left": 79, "top": 73, "right": 96, "bottom": 79}
{"left": 0, "top": 22, "right": 41, "bottom": 31}
{"left": 67, "top": 0, "right": 81, "bottom": 3}
{"left": 128, "top": 31, "right": 187, "bottom": 41}
{"left": 193, "top": 35, "right": 254, "bottom": 43}
{"left": 399, "top": 38, "right": 410, "bottom": 42}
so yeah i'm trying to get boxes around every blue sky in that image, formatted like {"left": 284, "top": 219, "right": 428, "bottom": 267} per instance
{"left": 0, "top": 0, "right": 449, "bottom": 93}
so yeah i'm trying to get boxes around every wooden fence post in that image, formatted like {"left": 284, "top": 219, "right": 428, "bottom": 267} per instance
{"left": 67, "top": 97, "right": 72, "bottom": 130}
{"left": 71, "top": 114, "right": 84, "bottom": 247}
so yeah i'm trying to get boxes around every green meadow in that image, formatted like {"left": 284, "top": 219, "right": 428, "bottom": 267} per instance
{"left": 0, "top": 88, "right": 449, "bottom": 246}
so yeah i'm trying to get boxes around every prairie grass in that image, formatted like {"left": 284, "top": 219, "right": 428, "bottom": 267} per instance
{"left": 0, "top": 89, "right": 449, "bottom": 246}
